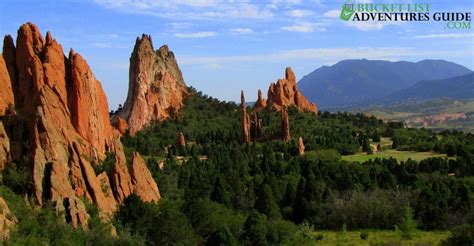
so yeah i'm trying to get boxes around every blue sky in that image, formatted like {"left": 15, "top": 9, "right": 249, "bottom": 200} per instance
{"left": 0, "top": 0, "right": 473, "bottom": 109}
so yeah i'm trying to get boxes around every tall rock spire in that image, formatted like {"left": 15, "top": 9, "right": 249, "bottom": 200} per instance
{"left": 115, "top": 35, "right": 187, "bottom": 135}
{"left": 240, "top": 90, "right": 251, "bottom": 144}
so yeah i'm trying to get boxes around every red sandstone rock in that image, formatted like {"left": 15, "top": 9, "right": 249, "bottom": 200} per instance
{"left": 130, "top": 152, "right": 161, "bottom": 202}
{"left": 116, "top": 35, "right": 187, "bottom": 135}
{"left": 112, "top": 139, "right": 133, "bottom": 204}
{"left": 298, "top": 136, "right": 305, "bottom": 156}
{"left": 253, "top": 89, "right": 267, "bottom": 112}
{"left": 69, "top": 51, "right": 114, "bottom": 157}
{"left": 240, "top": 91, "right": 251, "bottom": 143}
{"left": 0, "top": 56, "right": 14, "bottom": 116}
{"left": 113, "top": 116, "right": 128, "bottom": 135}
{"left": 14, "top": 22, "right": 45, "bottom": 113}
{"left": 267, "top": 67, "right": 317, "bottom": 113}
{"left": 0, "top": 23, "right": 162, "bottom": 229}
{"left": 3, "top": 35, "right": 17, "bottom": 97}
{"left": 178, "top": 132, "right": 186, "bottom": 147}
{"left": 0, "top": 123, "right": 9, "bottom": 171}
{"left": 0, "top": 197, "right": 17, "bottom": 241}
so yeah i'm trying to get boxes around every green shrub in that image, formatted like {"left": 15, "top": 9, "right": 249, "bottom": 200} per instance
{"left": 399, "top": 206, "right": 417, "bottom": 239}
{"left": 441, "top": 224, "right": 474, "bottom": 246}
{"left": 360, "top": 231, "right": 369, "bottom": 240}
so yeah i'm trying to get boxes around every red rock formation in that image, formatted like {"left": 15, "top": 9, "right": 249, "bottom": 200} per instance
{"left": 281, "top": 107, "right": 291, "bottom": 142}
{"left": 298, "top": 136, "right": 305, "bottom": 156}
{"left": 3, "top": 35, "right": 17, "bottom": 97}
{"left": 240, "top": 91, "right": 251, "bottom": 144}
{"left": 250, "top": 111, "right": 263, "bottom": 140}
{"left": 1, "top": 23, "right": 161, "bottom": 229}
{"left": 178, "top": 132, "right": 186, "bottom": 147}
{"left": 0, "top": 197, "right": 17, "bottom": 240}
{"left": 267, "top": 67, "right": 317, "bottom": 113}
{"left": 0, "top": 123, "right": 9, "bottom": 171}
{"left": 115, "top": 35, "right": 187, "bottom": 135}
{"left": 112, "top": 139, "right": 133, "bottom": 204}
{"left": 14, "top": 23, "right": 45, "bottom": 113}
{"left": 130, "top": 152, "right": 161, "bottom": 202}
{"left": 113, "top": 116, "right": 128, "bottom": 135}
{"left": 253, "top": 89, "right": 267, "bottom": 112}
{"left": 69, "top": 51, "right": 114, "bottom": 156}
{"left": 0, "top": 57, "right": 14, "bottom": 116}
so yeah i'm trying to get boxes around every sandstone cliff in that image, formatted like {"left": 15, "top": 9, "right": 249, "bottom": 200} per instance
{"left": 115, "top": 35, "right": 187, "bottom": 135}
{"left": 0, "top": 23, "right": 161, "bottom": 228}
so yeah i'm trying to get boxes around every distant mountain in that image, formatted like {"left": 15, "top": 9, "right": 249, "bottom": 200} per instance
{"left": 298, "top": 59, "right": 472, "bottom": 108}
{"left": 385, "top": 73, "right": 474, "bottom": 102}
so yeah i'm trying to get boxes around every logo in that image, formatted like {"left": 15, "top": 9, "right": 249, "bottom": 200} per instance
{"left": 340, "top": 3, "right": 355, "bottom": 21}
{"left": 337, "top": 2, "right": 471, "bottom": 29}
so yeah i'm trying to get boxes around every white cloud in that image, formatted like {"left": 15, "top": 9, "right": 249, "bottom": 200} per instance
{"left": 179, "top": 47, "right": 417, "bottom": 65}
{"left": 229, "top": 28, "right": 254, "bottom": 34}
{"left": 323, "top": 9, "right": 340, "bottom": 18}
{"left": 174, "top": 31, "right": 216, "bottom": 38}
{"left": 412, "top": 33, "right": 474, "bottom": 39}
{"left": 282, "top": 22, "right": 325, "bottom": 33}
{"left": 286, "top": 9, "right": 314, "bottom": 17}
{"left": 94, "top": 0, "right": 274, "bottom": 20}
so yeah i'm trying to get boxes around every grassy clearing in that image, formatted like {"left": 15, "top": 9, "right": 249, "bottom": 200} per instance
{"left": 341, "top": 137, "right": 451, "bottom": 163}
{"left": 342, "top": 150, "right": 449, "bottom": 163}
{"left": 310, "top": 230, "right": 450, "bottom": 246}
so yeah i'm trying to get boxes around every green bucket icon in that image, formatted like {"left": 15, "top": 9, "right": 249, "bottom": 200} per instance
{"left": 340, "top": 3, "right": 355, "bottom": 21}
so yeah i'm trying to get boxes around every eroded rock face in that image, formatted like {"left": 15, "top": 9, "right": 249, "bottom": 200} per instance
{"left": 0, "top": 123, "right": 9, "bottom": 171}
{"left": 0, "top": 56, "right": 14, "bottom": 116}
{"left": 267, "top": 67, "right": 317, "bottom": 113}
{"left": 113, "top": 116, "right": 128, "bottom": 136}
{"left": 240, "top": 91, "right": 251, "bottom": 144}
{"left": 281, "top": 107, "right": 291, "bottom": 142}
{"left": 116, "top": 35, "right": 187, "bottom": 135}
{"left": 1, "top": 23, "right": 161, "bottom": 229}
{"left": 178, "top": 132, "right": 186, "bottom": 147}
{"left": 130, "top": 152, "right": 161, "bottom": 202}
{"left": 298, "top": 136, "right": 305, "bottom": 156}
{"left": 0, "top": 197, "right": 17, "bottom": 241}
{"left": 69, "top": 51, "right": 114, "bottom": 156}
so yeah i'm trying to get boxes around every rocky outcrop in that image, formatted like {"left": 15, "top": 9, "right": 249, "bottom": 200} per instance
{"left": 1, "top": 23, "right": 161, "bottom": 228}
{"left": 250, "top": 111, "right": 263, "bottom": 140}
{"left": 0, "top": 123, "right": 9, "bottom": 171}
{"left": 113, "top": 116, "right": 128, "bottom": 135}
{"left": 298, "top": 136, "right": 305, "bottom": 156}
{"left": 253, "top": 89, "right": 267, "bottom": 112}
{"left": 240, "top": 91, "right": 251, "bottom": 144}
{"left": 130, "top": 152, "right": 161, "bottom": 202}
{"left": 69, "top": 50, "right": 114, "bottom": 156}
{"left": 3, "top": 35, "right": 16, "bottom": 98}
{"left": 115, "top": 35, "right": 187, "bottom": 135}
{"left": 178, "top": 132, "right": 186, "bottom": 147}
{"left": 281, "top": 107, "right": 291, "bottom": 142}
{"left": 267, "top": 67, "right": 317, "bottom": 113}
{"left": 0, "top": 197, "right": 17, "bottom": 241}
{"left": 0, "top": 56, "right": 14, "bottom": 116}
